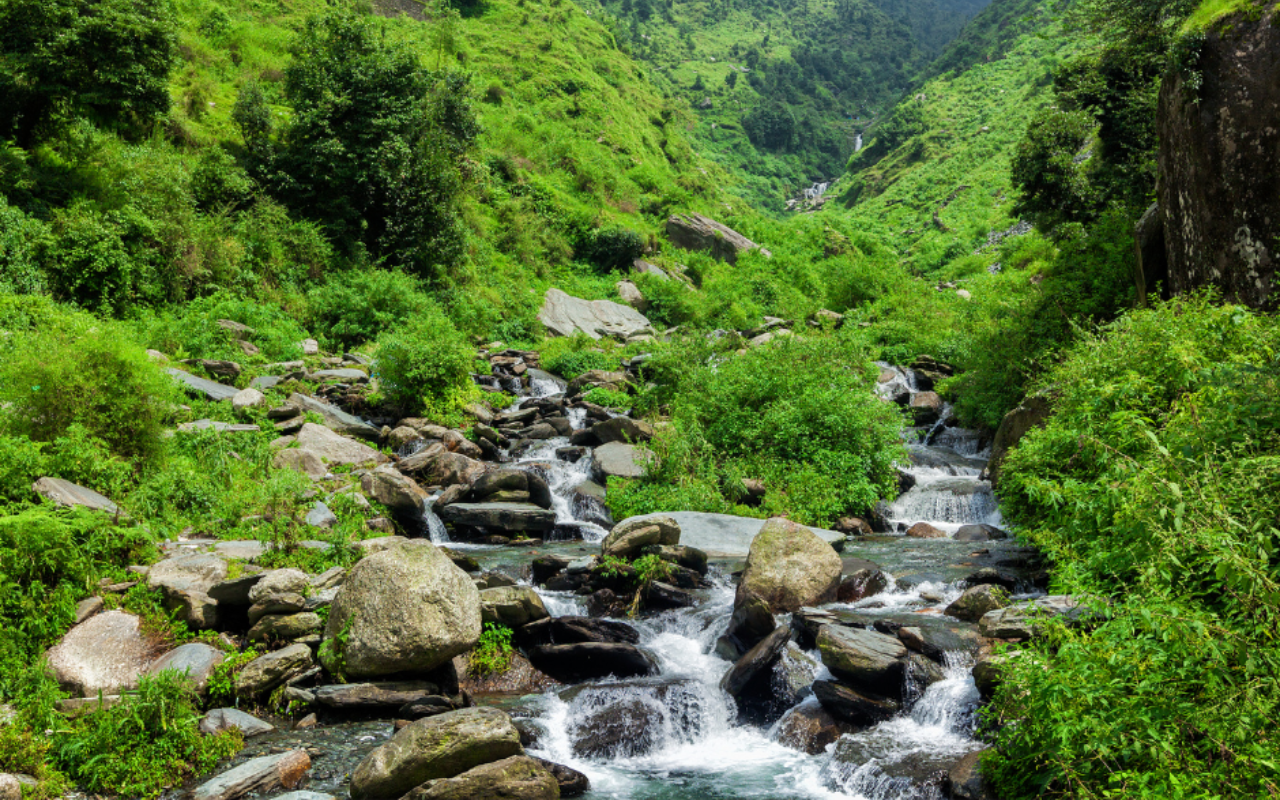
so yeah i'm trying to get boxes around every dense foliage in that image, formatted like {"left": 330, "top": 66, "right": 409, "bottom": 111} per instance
{"left": 988, "top": 297, "right": 1280, "bottom": 798}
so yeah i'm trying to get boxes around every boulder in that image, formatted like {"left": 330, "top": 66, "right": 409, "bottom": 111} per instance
{"left": 147, "top": 552, "right": 227, "bottom": 629}
{"left": 738, "top": 518, "right": 841, "bottom": 613}
{"left": 31, "top": 477, "right": 119, "bottom": 514}
{"left": 399, "top": 445, "right": 489, "bottom": 487}
{"left": 532, "top": 758, "right": 589, "bottom": 798}
{"left": 811, "top": 679, "right": 900, "bottom": 725}
{"left": 190, "top": 750, "right": 310, "bottom": 800}
{"left": 46, "top": 610, "right": 154, "bottom": 697}
{"left": 289, "top": 393, "right": 380, "bottom": 440}
{"left": 665, "top": 213, "right": 770, "bottom": 264}
{"left": 632, "top": 259, "right": 669, "bottom": 280}
{"left": 232, "top": 388, "right": 266, "bottom": 411}
{"left": 723, "top": 590, "right": 777, "bottom": 654}
{"left": 0, "top": 775, "right": 19, "bottom": 800}
{"left": 349, "top": 707, "right": 523, "bottom": 800}
{"left": 437, "top": 502, "right": 557, "bottom": 534}
{"left": 625, "top": 511, "right": 843, "bottom": 557}
{"left": 601, "top": 514, "right": 680, "bottom": 558}
{"left": 273, "top": 448, "right": 327, "bottom": 479}
{"left": 200, "top": 707, "right": 275, "bottom": 738}
{"left": 235, "top": 642, "right": 314, "bottom": 698}
{"left": 836, "top": 569, "right": 890, "bottom": 603}
{"left": 946, "top": 748, "right": 996, "bottom": 800}
{"left": 972, "top": 653, "right": 1013, "bottom": 701}
{"left": 591, "top": 417, "right": 655, "bottom": 444}
{"left": 953, "top": 523, "right": 1007, "bottom": 542}
{"left": 906, "top": 522, "right": 947, "bottom": 539}
{"left": 719, "top": 626, "right": 791, "bottom": 697}
{"left": 479, "top": 586, "right": 550, "bottom": 628}
{"left": 986, "top": 394, "right": 1052, "bottom": 486}
{"left": 1157, "top": 7, "right": 1280, "bottom": 311}
{"left": 537, "top": 288, "right": 654, "bottom": 340}
{"left": 147, "top": 643, "right": 225, "bottom": 692}
{"left": 365, "top": 465, "right": 429, "bottom": 518}
{"left": 978, "top": 595, "right": 1081, "bottom": 640}
{"left": 909, "top": 392, "right": 944, "bottom": 426}
{"left": 322, "top": 541, "right": 481, "bottom": 679}
{"left": 167, "top": 367, "right": 238, "bottom": 401}
{"left": 566, "top": 370, "right": 627, "bottom": 395}
{"left": 313, "top": 681, "right": 451, "bottom": 713}
{"left": 616, "top": 280, "right": 648, "bottom": 313}
{"left": 526, "top": 643, "right": 659, "bottom": 683}
{"left": 295, "top": 423, "right": 385, "bottom": 466}
{"left": 649, "top": 544, "right": 707, "bottom": 575}
{"left": 591, "top": 442, "right": 655, "bottom": 481}
{"left": 816, "top": 625, "right": 907, "bottom": 697}
{"left": 945, "top": 585, "right": 1009, "bottom": 623}
{"left": 774, "top": 703, "right": 855, "bottom": 755}
{"left": 400, "top": 755, "right": 558, "bottom": 800}
{"left": 248, "top": 612, "right": 323, "bottom": 642}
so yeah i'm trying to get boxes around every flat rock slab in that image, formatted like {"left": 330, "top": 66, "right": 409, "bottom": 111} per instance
{"left": 168, "top": 367, "right": 238, "bottom": 401}
{"left": 438, "top": 502, "right": 558, "bottom": 533}
{"left": 46, "top": 610, "right": 155, "bottom": 697}
{"left": 592, "top": 442, "right": 655, "bottom": 481}
{"left": 313, "top": 681, "right": 443, "bottom": 711}
{"left": 313, "top": 368, "right": 368, "bottom": 382}
{"left": 527, "top": 643, "right": 659, "bottom": 683}
{"left": 537, "top": 288, "right": 653, "bottom": 340}
{"left": 191, "top": 750, "right": 311, "bottom": 800}
{"left": 295, "top": 423, "right": 385, "bottom": 467}
{"left": 31, "top": 477, "right": 118, "bottom": 514}
{"left": 623, "top": 511, "right": 841, "bottom": 557}
{"left": 201, "top": 707, "right": 275, "bottom": 738}
{"left": 289, "top": 394, "right": 380, "bottom": 441}
{"left": 178, "top": 419, "right": 262, "bottom": 433}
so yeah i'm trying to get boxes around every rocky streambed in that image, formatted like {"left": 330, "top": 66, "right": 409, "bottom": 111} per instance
{"left": 148, "top": 359, "right": 1071, "bottom": 800}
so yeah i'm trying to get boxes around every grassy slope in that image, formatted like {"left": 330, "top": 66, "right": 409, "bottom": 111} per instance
{"left": 822, "top": 0, "right": 1078, "bottom": 275}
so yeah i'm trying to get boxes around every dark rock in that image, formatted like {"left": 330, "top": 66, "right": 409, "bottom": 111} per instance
{"left": 945, "top": 748, "right": 997, "bottom": 800}
{"left": 641, "top": 581, "right": 697, "bottom": 609}
{"left": 837, "top": 569, "right": 890, "bottom": 603}
{"left": 812, "top": 680, "right": 900, "bottom": 725}
{"left": 438, "top": 502, "right": 557, "bottom": 533}
{"left": 313, "top": 681, "right": 444, "bottom": 712}
{"left": 986, "top": 394, "right": 1052, "bottom": 487}
{"left": 816, "top": 625, "right": 908, "bottom": 698}
{"left": 725, "top": 589, "right": 777, "bottom": 652}
{"left": 532, "top": 758, "right": 589, "bottom": 798}
{"left": 963, "top": 567, "right": 1020, "bottom": 592}
{"left": 527, "top": 643, "right": 659, "bottom": 682}
{"left": 954, "top": 524, "right": 1008, "bottom": 542}
{"left": 648, "top": 544, "right": 708, "bottom": 575}
{"left": 720, "top": 626, "right": 791, "bottom": 696}
{"left": 906, "top": 522, "right": 947, "bottom": 539}
{"left": 531, "top": 554, "right": 571, "bottom": 585}
{"left": 774, "top": 704, "right": 855, "bottom": 755}
{"left": 516, "top": 616, "right": 641, "bottom": 648}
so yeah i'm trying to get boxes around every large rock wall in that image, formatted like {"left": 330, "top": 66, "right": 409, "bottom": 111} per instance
{"left": 1157, "top": 7, "right": 1280, "bottom": 309}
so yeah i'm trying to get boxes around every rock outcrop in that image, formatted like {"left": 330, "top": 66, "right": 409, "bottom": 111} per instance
{"left": 665, "top": 213, "right": 771, "bottom": 264}
{"left": 537, "top": 288, "right": 654, "bottom": 340}
{"left": 1157, "top": 6, "right": 1280, "bottom": 309}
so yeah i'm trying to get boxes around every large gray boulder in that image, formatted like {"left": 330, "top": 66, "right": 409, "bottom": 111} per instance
{"left": 235, "top": 643, "right": 314, "bottom": 698}
{"left": 479, "top": 586, "right": 550, "bottom": 628}
{"left": 738, "top": 517, "right": 841, "bottom": 613}
{"left": 289, "top": 393, "right": 380, "bottom": 440}
{"left": 816, "top": 624, "right": 908, "bottom": 697}
{"left": 592, "top": 442, "right": 655, "bottom": 481}
{"left": 601, "top": 515, "right": 680, "bottom": 559}
{"left": 364, "top": 465, "right": 429, "bottom": 518}
{"left": 46, "top": 610, "right": 154, "bottom": 697}
{"left": 31, "top": 477, "right": 119, "bottom": 514}
{"left": 665, "top": 213, "right": 770, "bottom": 264}
{"left": 147, "top": 552, "right": 228, "bottom": 629}
{"left": 401, "top": 756, "right": 558, "bottom": 800}
{"left": 295, "top": 423, "right": 385, "bottom": 467}
{"left": 147, "top": 643, "right": 225, "bottom": 692}
{"left": 349, "top": 707, "right": 523, "bottom": 800}
{"left": 537, "top": 288, "right": 654, "bottom": 340}
{"left": 322, "top": 541, "right": 481, "bottom": 679}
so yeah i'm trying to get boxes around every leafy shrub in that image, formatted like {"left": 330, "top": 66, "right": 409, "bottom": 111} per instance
{"left": 469, "top": 623, "right": 515, "bottom": 676}
{"left": 0, "top": 322, "right": 176, "bottom": 463}
{"left": 540, "top": 337, "right": 618, "bottom": 380}
{"left": 190, "top": 148, "right": 256, "bottom": 212}
{"left": 374, "top": 309, "right": 475, "bottom": 414}
{"left": 577, "top": 227, "right": 645, "bottom": 272}
{"left": 0, "top": 435, "right": 46, "bottom": 504}
{"left": 988, "top": 296, "right": 1280, "bottom": 797}
{"left": 582, "top": 386, "right": 631, "bottom": 410}
{"left": 134, "top": 290, "right": 309, "bottom": 363}
{"left": 307, "top": 269, "right": 434, "bottom": 350}
{"left": 54, "top": 672, "right": 241, "bottom": 798}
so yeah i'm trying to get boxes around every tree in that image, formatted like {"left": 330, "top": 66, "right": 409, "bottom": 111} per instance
{"left": 725, "top": 71, "right": 738, "bottom": 89}
{"left": 1011, "top": 108, "right": 1099, "bottom": 230}
{"left": 254, "top": 10, "right": 480, "bottom": 282}
{"left": 0, "top": 0, "right": 177, "bottom": 145}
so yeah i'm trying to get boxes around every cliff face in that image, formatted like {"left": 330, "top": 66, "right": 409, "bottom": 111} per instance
{"left": 1157, "top": 7, "right": 1280, "bottom": 309}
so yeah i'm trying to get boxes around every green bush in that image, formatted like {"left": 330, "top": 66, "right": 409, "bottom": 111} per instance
{"left": 0, "top": 435, "right": 46, "bottom": 504}
{"left": 577, "top": 226, "right": 645, "bottom": 272}
{"left": 54, "top": 672, "right": 241, "bottom": 798}
{"left": 307, "top": 269, "right": 435, "bottom": 350}
{"left": 540, "top": 337, "right": 618, "bottom": 380}
{"left": 374, "top": 309, "right": 475, "bottom": 414}
{"left": 469, "top": 623, "right": 515, "bottom": 676}
{"left": 582, "top": 386, "right": 631, "bottom": 410}
{"left": 987, "top": 296, "right": 1280, "bottom": 798}
{"left": 134, "top": 290, "right": 309, "bottom": 363}
{"left": 0, "top": 322, "right": 176, "bottom": 463}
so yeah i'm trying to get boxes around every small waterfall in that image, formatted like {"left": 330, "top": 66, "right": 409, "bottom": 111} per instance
{"left": 422, "top": 496, "right": 449, "bottom": 544}
{"left": 803, "top": 181, "right": 830, "bottom": 201}
{"left": 855, "top": 132, "right": 864, "bottom": 152}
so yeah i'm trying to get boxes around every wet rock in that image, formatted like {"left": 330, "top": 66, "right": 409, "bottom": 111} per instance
{"left": 907, "top": 652, "right": 946, "bottom": 688}
{"left": 591, "top": 416, "right": 654, "bottom": 444}
{"left": 322, "top": 541, "right": 481, "bottom": 679}
{"left": 724, "top": 589, "right": 777, "bottom": 654}
{"left": 954, "top": 523, "right": 1008, "bottom": 542}
{"left": 349, "top": 707, "right": 523, "bottom": 800}
{"left": 538, "top": 288, "right": 653, "bottom": 340}
{"left": 738, "top": 517, "right": 841, "bottom": 613}
{"left": 479, "top": 586, "right": 550, "bottom": 628}
{"left": 399, "top": 445, "right": 489, "bottom": 487}
{"left": 963, "top": 567, "right": 1021, "bottom": 592}
{"left": 313, "top": 681, "right": 444, "bottom": 712}
{"left": 897, "top": 627, "right": 945, "bottom": 663}
{"left": 236, "top": 643, "right": 314, "bottom": 698}
{"left": 147, "top": 643, "right": 224, "bottom": 692}
{"left": 530, "top": 554, "right": 571, "bottom": 585}
{"left": 909, "top": 392, "right": 944, "bottom": 426}
{"left": 532, "top": 757, "right": 589, "bottom": 798}
{"left": 946, "top": 585, "right": 1009, "bottom": 623}
{"left": 592, "top": 442, "right": 656, "bottom": 481}
{"left": 200, "top": 707, "right": 275, "bottom": 738}
{"left": 642, "top": 581, "right": 698, "bottom": 609}
{"left": 649, "top": 544, "right": 708, "bottom": 575}
{"left": 774, "top": 703, "right": 856, "bottom": 755}
{"left": 834, "top": 516, "right": 874, "bottom": 536}
{"left": 790, "top": 607, "right": 839, "bottom": 648}
{"left": 906, "top": 522, "right": 947, "bottom": 539}
{"left": 563, "top": 679, "right": 701, "bottom": 758}
{"left": 295, "top": 423, "right": 385, "bottom": 466}
{"left": 946, "top": 748, "right": 996, "bottom": 799}
{"left": 515, "top": 616, "right": 640, "bottom": 648}
{"left": 720, "top": 626, "right": 791, "bottom": 696}
{"left": 816, "top": 625, "right": 907, "bottom": 698}
{"left": 46, "top": 610, "right": 153, "bottom": 697}
{"left": 438, "top": 502, "right": 557, "bottom": 534}
{"left": 979, "top": 595, "right": 1080, "bottom": 640}
{"left": 812, "top": 680, "right": 900, "bottom": 725}
{"left": 31, "top": 477, "right": 119, "bottom": 514}
{"left": 837, "top": 569, "right": 890, "bottom": 602}
{"left": 601, "top": 514, "right": 680, "bottom": 559}
{"left": 400, "top": 755, "right": 558, "bottom": 800}
{"left": 190, "top": 750, "right": 310, "bottom": 800}
{"left": 527, "top": 643, "right": 659, "bottom": 683}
